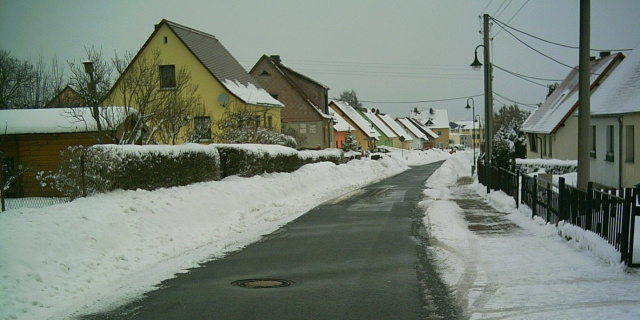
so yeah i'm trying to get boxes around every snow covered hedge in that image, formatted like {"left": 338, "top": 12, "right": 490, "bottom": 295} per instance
{"left": 44, "top": 144, "right": 343, "bottom": 198}
{"left": 515, "top": 158, "right": 577, "bottom": 175}
{"left": 214, "top": 144, "right": 343, "bottom": 178}
{"left": 48, "top": 144, "right": 220, "bottom": 198}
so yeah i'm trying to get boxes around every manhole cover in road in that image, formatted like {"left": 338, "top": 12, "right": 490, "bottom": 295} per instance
{"left": 232, "top": 279, "right": 295, "bottom": 289}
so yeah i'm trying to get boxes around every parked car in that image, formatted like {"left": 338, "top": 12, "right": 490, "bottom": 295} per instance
{"left": 370, "top": 147, "right": 391, "bottom": 160}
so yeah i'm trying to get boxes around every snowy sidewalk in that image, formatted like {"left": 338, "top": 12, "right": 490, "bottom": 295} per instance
{"left": 422, "top": 153, "right": 640, "bottom": 320}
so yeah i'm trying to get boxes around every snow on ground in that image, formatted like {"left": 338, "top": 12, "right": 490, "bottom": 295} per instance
{"left": 422, "top": 151, "right": 640, "bottom": 319}
{"left": 0, "top": 148, "right": 449, "bottom": 320}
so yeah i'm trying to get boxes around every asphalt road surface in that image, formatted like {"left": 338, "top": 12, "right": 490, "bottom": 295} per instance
{"left": 82, "top": 160, "right": 461, "bottom": 319}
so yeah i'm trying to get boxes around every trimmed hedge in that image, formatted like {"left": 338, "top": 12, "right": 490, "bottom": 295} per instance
{"left": 213, "top": 144, "right": 343, "bottom": 178}
{"left": 52, "top": 144, "right": 344, "bottom": 198}
{"left": 53, "top": 144, "right": 220, "bottom": 198}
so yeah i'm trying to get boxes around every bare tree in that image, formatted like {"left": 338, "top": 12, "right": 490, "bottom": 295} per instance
{"left": 108, "top": 49, "right": 204, "bottom": 144}
{"left": 67, "top": 46, "right": 113, "bottom": 142}
{"left": 0, "top": 49, "right": 35, "bottom": 109}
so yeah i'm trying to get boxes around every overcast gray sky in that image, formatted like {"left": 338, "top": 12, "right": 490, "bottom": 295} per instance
{"left": 2, "top": 0, "right": 639, "bottom": 122}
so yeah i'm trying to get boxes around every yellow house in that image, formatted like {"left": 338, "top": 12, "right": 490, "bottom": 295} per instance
{"left": 103, "top": 19, "right": 284, "bottom": 144}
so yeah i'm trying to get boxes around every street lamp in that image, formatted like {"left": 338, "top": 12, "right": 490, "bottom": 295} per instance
{"left": 465, "top": 98, "right": 475, "bottom": 175}
{"left": 83, "top": 60, "right": 103, "bottom": 142}
{"left": 471, "top": 14, "right": 493, "bottom": 193}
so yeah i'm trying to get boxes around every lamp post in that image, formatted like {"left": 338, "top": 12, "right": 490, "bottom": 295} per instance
{"left": 471, "top": 13, "right": 493, "bottom": 193}
{"left": 83, "top": 60, "right": 103, "bottom": 142}
{"left": 465, "top": 98, "right": 475, "bottom": 175}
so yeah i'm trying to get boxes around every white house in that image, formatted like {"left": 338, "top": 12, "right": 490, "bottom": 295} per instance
{"left": 520, "top": 52, "right": 624, "bottom": 160}
{"left": 588, "top": 47, "right": 640, "bottom": 189}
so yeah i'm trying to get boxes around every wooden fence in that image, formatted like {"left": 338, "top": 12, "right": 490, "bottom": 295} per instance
{"left": 478, "top": 161, "right": 639, "bottom": 267}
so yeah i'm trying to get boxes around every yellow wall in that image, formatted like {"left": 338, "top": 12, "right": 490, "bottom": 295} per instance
{"left": 105, "top": 23, "right": 281, "bottom": 144}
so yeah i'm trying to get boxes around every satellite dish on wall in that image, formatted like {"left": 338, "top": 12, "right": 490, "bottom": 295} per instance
{"left": 218, "top": 93, "right": 229, "bottom": 106}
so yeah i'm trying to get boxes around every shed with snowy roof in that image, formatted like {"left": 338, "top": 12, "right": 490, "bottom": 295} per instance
{"left": 0, "top": 107, "right": 139, "bottom": 198}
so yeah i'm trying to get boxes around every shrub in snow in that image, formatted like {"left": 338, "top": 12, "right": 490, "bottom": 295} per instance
{"left": 341, "top": 130, "right": 361, "bottom": 152}
{"left": 44, "top": 144, "right": 220, "bottom": 198}
{"left": 220, "top": 126, "right": 297, "bottom": 149}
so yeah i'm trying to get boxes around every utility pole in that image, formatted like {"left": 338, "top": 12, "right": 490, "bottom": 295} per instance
{"left": 577, "top": 0, "right": 590, "bottom": 189}
{"left": 483, "top": 13, "right": 493, "bottom": 193}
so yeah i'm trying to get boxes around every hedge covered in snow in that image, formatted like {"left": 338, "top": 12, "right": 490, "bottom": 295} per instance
{"left": 515, "top": 158, "right": 578, "bottom": 175}
{"left": 214, "top": 144, "right": 343, "bottom": 178}
{"left": 46, "top": 144, "right": 344, "bottom": 198}
{"left": 47, "top": 144, "right": 220, "bottom": 198}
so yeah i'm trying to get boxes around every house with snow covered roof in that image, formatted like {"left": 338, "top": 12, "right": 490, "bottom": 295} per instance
{"left": 250, "top": 55, "right": 334, "bottom": 149}
{"left": 395, "top": 117, "right": 433, "bottom": 150}
{"left": 330, "top": 111, "right": 354, "bottom": 149}
{"left": 411, "top": 108, "right": 450, "bottom": 149}
{"left": 0, "top": 107, "right": 138, "bottom": 198}
{"left": 520, "top": 52, "right": 624, "bottom": 160}
{"left": 329, "top": 100, "right": 379, "bottom": 150}
{"left": 452, "top": 120, "right": 483, "bottom": 149}
{"left": 588, "top": 47, "right": 640, "bottom": 189}
{"left": 360, "top": 108, "right": 399, "bottom": 148}
{"left": 103, "top": 19, "right": 283, "bottom": 145}
{"left": 377, "top": 113, "right": 413, "bottom": 149}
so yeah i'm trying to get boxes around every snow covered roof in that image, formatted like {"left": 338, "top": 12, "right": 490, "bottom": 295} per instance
{"left": 362, "top": 109, "right": 397, "bottom": 138}
{"left": 0, "top": 107, "right": 136, "bottom": 135}
{"left": 111, "top": 19, "right": 282, "bottom": 108}
{"left": 408, "top": 118, "right": 439, "bottom": 139}
{"left": 329, "top": 100, "right": 380, "bottom": 139}
{"left": 412, "top": 109, "right": 450, "bottom": 129}
{"left": 396, "top": 117, "right": 427, "bottom": 140}
{"left": 521, "top": 53, "right": 623, "bottom": 134}
{"left": 329, "top": 110, "right": 354, "bottom": 132}
{"left": 591, "top": 47, "right": 640, "bottom": 116}
{"left": 378, "top": 114, "right": 413, "bottom": 141}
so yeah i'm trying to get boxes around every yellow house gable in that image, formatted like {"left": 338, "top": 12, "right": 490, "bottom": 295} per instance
{"left": 104, "top": 19, "right": 283, "bottom": 144}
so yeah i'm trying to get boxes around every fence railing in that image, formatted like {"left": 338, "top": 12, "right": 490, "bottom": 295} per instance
{"left": 478, "top": 161, "right": 639, "bottom": 267}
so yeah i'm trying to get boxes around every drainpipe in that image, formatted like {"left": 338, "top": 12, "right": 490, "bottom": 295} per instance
{"left": 618, "top": 116, "right": 623, "bottom": 190}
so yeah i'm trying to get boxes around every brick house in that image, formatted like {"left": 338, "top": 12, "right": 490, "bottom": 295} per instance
{"left": 250, "top": 55, "right": 334, "bottom": 149}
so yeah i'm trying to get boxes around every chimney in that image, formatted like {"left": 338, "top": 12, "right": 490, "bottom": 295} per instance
{"left": 270, "top": 55, "right": 281, "bottom": 63}
{"left": 599, "top": 51, "right": 611, "bottom": 58}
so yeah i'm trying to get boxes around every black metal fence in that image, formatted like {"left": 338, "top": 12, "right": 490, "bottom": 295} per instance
{"left": 478, "top": 161, "right": 639, "bottom": 267}
{"left": 1, "top": 161, "right": 70, "bottom": 211}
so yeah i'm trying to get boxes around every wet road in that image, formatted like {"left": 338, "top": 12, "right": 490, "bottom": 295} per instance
{"left": 82, "top": 161, "right": 460, "bottom": 319}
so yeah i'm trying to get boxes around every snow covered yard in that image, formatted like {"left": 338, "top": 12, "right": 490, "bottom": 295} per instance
{"left": 422, "top": 151, "right": 640, "bottom": 319}
{"left": 0, "top": 148, "right": 449, "bottom": 320}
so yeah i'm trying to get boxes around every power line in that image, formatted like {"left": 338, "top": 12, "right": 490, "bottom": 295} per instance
{"left": 358, "top": 94, "right": 483, "bottom": 104}
{"left": 493, "top": 64, "right": 562, "bottom": 82}
{"left": 494, "top": 0, "right": 530, "bottom": 37}
{"left": 494, "top": 91, "right": 540, "bottom": 107}
{"left": 492, "top": 17, "right": 633, "bottom": 52}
